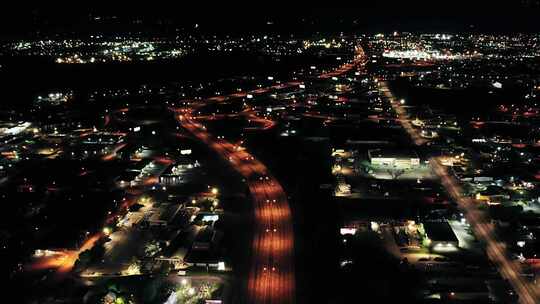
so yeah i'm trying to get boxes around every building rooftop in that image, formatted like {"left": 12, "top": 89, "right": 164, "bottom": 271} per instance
{"left": 423, "top": 220, "right": 459, "bottom": 243}
{"left": 368, "top": 148, "right": 419, "bottom": 160}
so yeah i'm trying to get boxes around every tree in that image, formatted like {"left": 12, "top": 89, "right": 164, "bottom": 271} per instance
{"left": 387, "top": 169, "right": 405, "bottom": 179}
{"left": 200, "top": 198, "right": 215, "bottom": 211}
{"left": 73, "top": 249, "right": 92, "bottom": 272}
{"left": 73, "top": 241, "right": 106, "bottom": 272}
{"left": 144, "top": 241, "right": 160, "bottom": 257}
{"left": 122, "top": 258, "right": 141, "bottom": 276}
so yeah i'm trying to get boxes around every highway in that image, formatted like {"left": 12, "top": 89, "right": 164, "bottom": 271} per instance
{"left": 172, "top": 47, "right": 368, "bottom": 303}
{"left": 205, "top": 81, "right": 303, "bottom": 102}
{"left": 29, "top": 44, "right": 368, "bottom": 301}
{"left": 379, "top": 80, "right": 539, "bottom": 304}
{"left": 192, "top": 108, "right": 277, "bottom": 131}
{"left": 319, "top": 46, "right": 367, "bottom": 79}
{"left": 177, "top": 111, "right": 295, "bottom": 304}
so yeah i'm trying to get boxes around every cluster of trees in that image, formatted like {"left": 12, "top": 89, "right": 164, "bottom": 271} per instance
{"left": 73, "top": 239, "right": 106, "bottom": 272}
{"left": 339, "top": 231, "right": 424, "bottom": 302}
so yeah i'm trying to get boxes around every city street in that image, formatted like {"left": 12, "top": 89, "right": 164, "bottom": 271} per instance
{"left": 380, "top": 80, "right": 539, "bottom": 304}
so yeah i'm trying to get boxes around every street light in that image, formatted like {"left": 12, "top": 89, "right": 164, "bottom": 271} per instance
{"left": 211, "top": 187, "right": 219, "bottom": 195}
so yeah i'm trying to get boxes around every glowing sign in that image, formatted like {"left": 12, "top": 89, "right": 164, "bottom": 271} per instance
{"left": 202, "top": 214, "right": 219, "bottom": 222}
{"left": 340, "top": 228, "right": 357, "bottom": 235}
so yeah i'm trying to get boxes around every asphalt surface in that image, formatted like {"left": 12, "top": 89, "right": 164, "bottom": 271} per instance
{"left": 178, "top": 113, "right": 295, "bottom": 304}
{"left": 174, "top": 48, "right": 366, "bottom": 303}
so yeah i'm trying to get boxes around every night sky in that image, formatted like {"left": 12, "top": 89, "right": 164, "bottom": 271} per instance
{"left": 1, "top": 2, "right": 539, "bottom": 39}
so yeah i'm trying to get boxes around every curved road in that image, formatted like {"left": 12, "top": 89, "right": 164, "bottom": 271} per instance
{"left": 174, "top": 47, "right": 366, "bottom": 303}
{"left": 177, "top": 113, "right": 295, "bottom": 304}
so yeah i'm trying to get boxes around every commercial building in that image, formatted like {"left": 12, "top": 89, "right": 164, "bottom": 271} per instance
{"left": 115, "top": 171, "right": 140, "bottom": 188}
{"left": 159, "top": 158, "right": 200, "bottom": 186}
{"left": 368, "top": 148, "right": 420, "bottom": 169}
{"left": 475, "top": 185, "right": 510, "bottom": 204}
{"left": 423, "top": 220, "right": 459, "bottom": 251}
{"left": 184, "top": 226, "right": 224, "bottom": 269}
{"left": 144, "top": 203, "right": 183, "bottom": 227}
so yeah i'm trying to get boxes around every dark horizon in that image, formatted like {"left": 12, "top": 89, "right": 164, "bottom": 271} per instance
{"left": 1, "top": 3, "right": 540, "bottom": 39}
